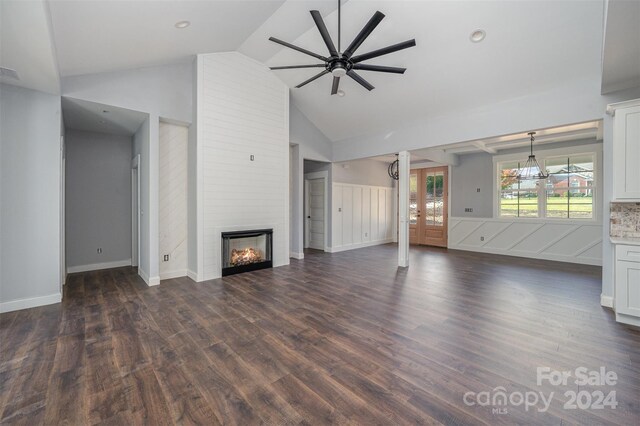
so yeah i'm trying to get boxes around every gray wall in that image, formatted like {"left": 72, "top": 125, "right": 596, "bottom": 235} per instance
{"left": 1, "top": 84, "right": 62, "bottom": 309}
{"left": 450, "top": 153, "right": 494, "bottom": 217}
{"left": 290, "top": 102, "right": 332, "bottom": 162}
{"left": 332, "top": 158, "right": 396, "bottom": 187}
{"left": 65, "top": 129, "right": 132, "bottom": 268}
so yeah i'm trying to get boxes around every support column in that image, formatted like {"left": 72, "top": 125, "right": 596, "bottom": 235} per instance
{"left": 398, "top": 151, "right": 410, "bottom": 267}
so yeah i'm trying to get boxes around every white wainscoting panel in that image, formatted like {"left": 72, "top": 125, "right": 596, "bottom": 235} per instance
{"left": 198, "top": 53, "right": 289, "bottom": 280}
{"left": 159, "top": 122, "right": 188, "bottom": 280}
{"left": 331, "top": 183, "right": 396, "bottom": 252}
{"left": 449, "top": 217, "right": 602, "bottom": 265}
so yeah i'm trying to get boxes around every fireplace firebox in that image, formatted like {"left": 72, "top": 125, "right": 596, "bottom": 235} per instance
{"left": 221, "top": 229, "right": 273, "bottom": 276}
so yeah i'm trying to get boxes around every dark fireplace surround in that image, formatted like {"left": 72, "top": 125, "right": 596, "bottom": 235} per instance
{"left": 221, "top": 229, "right": 273, "bottom": 276}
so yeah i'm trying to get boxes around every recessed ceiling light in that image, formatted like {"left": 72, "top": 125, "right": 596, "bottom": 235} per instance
{"left": 337, "top": 89, "right": 345, "bottom": 97}
{"left": 470, "top": 29, "right": 486, "bottom": 43}
{"left": 175, "top": 20, "right": 190, "bottom": 29}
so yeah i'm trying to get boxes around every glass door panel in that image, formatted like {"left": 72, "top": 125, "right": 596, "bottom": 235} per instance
{"left": 434, "top": 172, "right": 444, "bottom": 226}
{"left": 409, "top": 173, "right": 418, "bottom": 225}
{"left": 424, "top": 172, "right": 435, "bottom": 225}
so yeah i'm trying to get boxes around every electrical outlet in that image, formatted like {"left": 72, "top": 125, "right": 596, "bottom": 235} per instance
{"left": 250, "top": 155, "right": 254, "bottom": 161}
{"left": 163, "top": 254, "right": 169, "bottom": 262}
{"left": 480, "top": 236, "right": 485, "bottom": 241}
{"left": 465, "top": 208, "right": 473, "bottom": 213}
{"left": 97, "top": 248, "right": 102, "bottom": 254}
{"left": 338, "top": 208, "right": 342, "bottom": 212}
{"left": 365, "top": 232, "right": 368, "bottom": 237}
{"left": 477, "top": 188, "right": 481, "bottom": 192}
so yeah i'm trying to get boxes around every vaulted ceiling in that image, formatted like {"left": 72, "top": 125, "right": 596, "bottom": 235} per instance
{"left": 2, "top": 0, "right": 638, "bottom": 144}
{"left": 250, "top": 0, "right": 605, "bottom": 141}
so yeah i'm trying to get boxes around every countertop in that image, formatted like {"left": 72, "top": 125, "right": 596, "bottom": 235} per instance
{"left": 610, "top": 237, "right": 640, "bottom": 246}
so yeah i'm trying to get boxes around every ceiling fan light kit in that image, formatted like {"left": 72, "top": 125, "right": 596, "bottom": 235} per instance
{"left": 269, "top": 0, "right": 416, "bottom": 95}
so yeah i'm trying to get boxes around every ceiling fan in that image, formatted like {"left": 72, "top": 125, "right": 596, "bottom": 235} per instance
{"left": 268, "top": 0, "right": 416, "bottom": 95}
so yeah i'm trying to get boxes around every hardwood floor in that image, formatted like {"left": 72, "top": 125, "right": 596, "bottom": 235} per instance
{"left": 1, "top": 244, "right": 639, "bottom": 425}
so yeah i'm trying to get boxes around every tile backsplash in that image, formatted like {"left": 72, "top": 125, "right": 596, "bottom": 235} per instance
{"left": 610, "top": 202, "right": 640, "bottom": 238}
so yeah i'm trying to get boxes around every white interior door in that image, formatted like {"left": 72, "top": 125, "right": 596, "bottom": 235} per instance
{"left": 306, "top": 177, "right": 325, "bottom": 250}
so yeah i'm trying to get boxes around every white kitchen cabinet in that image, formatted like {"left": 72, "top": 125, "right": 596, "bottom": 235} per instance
{"left": 614, "top": 244, "right": 640, "bottom": 326}
{"left": 608, "top": 99, "right": 640, "bottom": 201}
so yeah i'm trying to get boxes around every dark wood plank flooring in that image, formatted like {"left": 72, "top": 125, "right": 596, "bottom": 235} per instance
{"left": 1, "top": 245, "right": 639, "bottom": 425}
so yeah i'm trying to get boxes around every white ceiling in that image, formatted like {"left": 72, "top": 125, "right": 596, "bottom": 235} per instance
{"left": 3, "top": 0, "right": 625, "bottom": 146}
{"left": 0, "top": 0, "right": 60, "bottom": 94}
{"left": 47, "top": 0, "right": 286, "bottom": 76}
{"left": 62, "top": 96, "right": 148, "bottom": 136}
{"left": 601, "top": 0, "right": 640, "bottom": 94}
{"left": 248, "top": 0, "right": 605, "bottom": 142}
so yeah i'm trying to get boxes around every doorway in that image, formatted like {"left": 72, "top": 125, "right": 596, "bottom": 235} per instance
{"left": 409, "top": 166, "right": 448, "bottom": 247}
{"left": 304, "top": 172, "right": 328, "bottom": 251}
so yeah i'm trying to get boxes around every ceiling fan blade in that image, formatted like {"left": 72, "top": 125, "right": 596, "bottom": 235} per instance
{"left": 269, "top": 37, "right": 328, "bottom": 62}
{"left": 343, "top": 11, "right": 385, "bottom": 59}
{"left": 310, "top": 10, "right": 338, "bottom": 57}
{"left": 270, "top": 64, "right": 326, "bottom": 70}
{"left": 352, "top": 64, "right": 406, "bottom": 74}
{"left": 350, "top": 39, "right": 416, "bottom": 63}
{"left": 347, "top": 70, "right": 374, "bottom": 91}
{"left": 331, "top": 76, "right": 340, "bottom": 95}
{"left": 295, "top": 70, "right": 330, "bottom": 88}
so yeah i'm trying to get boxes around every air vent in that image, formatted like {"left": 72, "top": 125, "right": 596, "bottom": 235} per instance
{"left": 0, "top": 67, "right": 20, "bottom": 80}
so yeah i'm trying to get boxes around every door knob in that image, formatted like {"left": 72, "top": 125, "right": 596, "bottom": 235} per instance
{"left": 307, "top": 216, "right": 311, "bottom": 218}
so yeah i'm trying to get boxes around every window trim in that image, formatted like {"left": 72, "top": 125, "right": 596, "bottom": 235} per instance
{"left": 492, "top": 143, "right": 602, "bottom": 223}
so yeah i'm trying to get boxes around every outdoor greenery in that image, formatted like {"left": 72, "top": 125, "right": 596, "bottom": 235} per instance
{"left": 500, "top": 196, "right": 593, "bottom": 218}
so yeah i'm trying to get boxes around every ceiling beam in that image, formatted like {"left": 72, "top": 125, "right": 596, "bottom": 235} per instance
{"left": 472, "top": 141, "right": 497, "bottom": 154}
{"left": 484, "top": 127, "right": 599, "bottom": 152}
{"left": 410, "top": 148, "right": 459, "bottom": 166}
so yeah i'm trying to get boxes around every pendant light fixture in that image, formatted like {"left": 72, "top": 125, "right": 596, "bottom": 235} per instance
{"left": 517, "top": 132, "right": 548, "bottom": 180}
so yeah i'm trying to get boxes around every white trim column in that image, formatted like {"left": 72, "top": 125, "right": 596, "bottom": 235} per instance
{"left": 398, "top": 151, "right": 410, "bottom": 267}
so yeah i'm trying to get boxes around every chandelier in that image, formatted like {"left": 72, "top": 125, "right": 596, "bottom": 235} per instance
{"left": 517, "top": 132, "right": 549, "bottom": 180}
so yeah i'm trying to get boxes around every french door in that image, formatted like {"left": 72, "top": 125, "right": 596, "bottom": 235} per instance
{"left": 409, "top": 166, "right": 448, "bottom": 247}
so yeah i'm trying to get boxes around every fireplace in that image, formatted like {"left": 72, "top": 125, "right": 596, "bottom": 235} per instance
{"left": 221, "top": 229, "right": 273, "bottom": 276}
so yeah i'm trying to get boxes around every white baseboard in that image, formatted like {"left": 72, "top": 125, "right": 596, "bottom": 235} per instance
{"left": 616, "top": 312, "right": 640, "bottom": 327}
{"left": 138, "top": 267, "right": 149, "bottom": 283}
{"left": 327, "top": 238, "right": 394, "bottom": 253}
{"left": 600, "top": 294, "right": 614, "bottom": 309}
{"left": 67, "top": 259, "right": 131, "bottom": 274}
{"left": 290, "top": 252, "right": 305, "bottom": 260}
{"left": 187, "top": 269, "right": 201, "bottom": 282}
{"left": 137, "top": 268, "right": 160, "bottom": 286}
{"left": 0, "top": 292, "right": 62, "bottom": 313}
{"left": 160, "top": 269, "right": 187, "bottom": 280}
{"left": 449, "top": 244, "right": 602, "bottom": 266}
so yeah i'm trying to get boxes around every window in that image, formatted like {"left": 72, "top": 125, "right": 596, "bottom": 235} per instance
{"left": 497, "top": 153, "right": 596, "bottom": 219}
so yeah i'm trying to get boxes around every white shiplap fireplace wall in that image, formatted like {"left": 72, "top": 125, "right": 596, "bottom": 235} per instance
{"left": 195, "top": 52, "right": 289, "bottom": 281}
